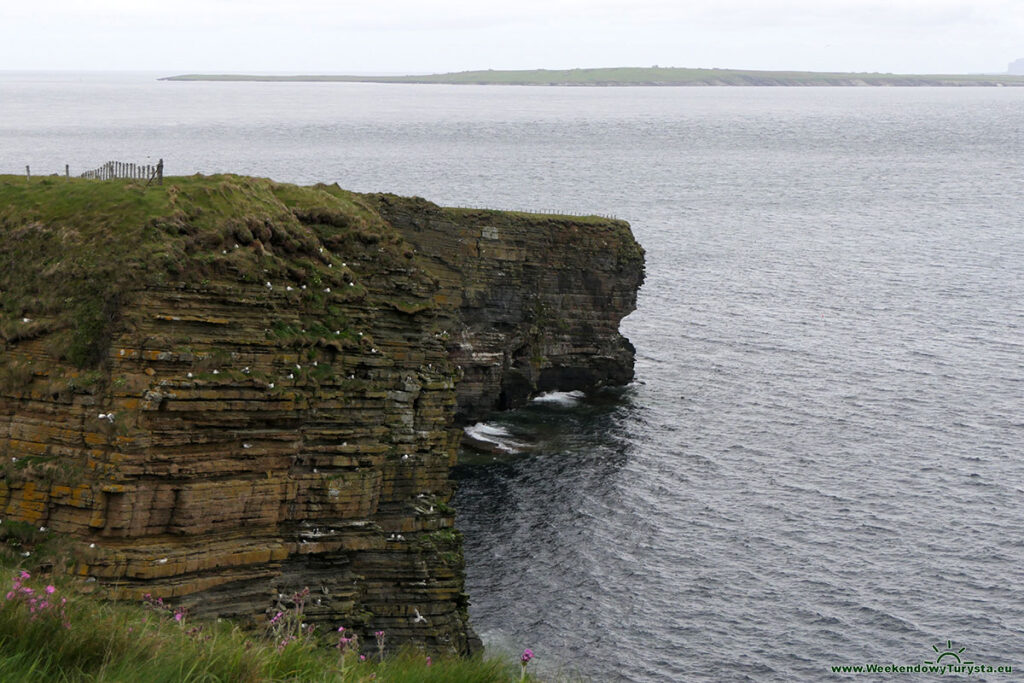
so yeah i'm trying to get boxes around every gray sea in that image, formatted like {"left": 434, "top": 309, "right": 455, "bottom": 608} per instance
{"left": 2, "top": 72, "right": 1023, "bottom": 681}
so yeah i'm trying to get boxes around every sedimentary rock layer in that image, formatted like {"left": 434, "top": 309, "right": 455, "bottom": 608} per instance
{"left": 371, "top": 195, "right": 644, "bottom": 422}
{"left": 0, "top": 174, "right": 643, "bottom": 653}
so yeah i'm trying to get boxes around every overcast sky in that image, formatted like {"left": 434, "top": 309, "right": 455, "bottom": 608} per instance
{"left": 1, "top": 0, "right": 1021, "bottom": 75}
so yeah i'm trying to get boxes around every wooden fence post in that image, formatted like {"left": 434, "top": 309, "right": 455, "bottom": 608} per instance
{"left": 65, "top": 164, "right": 70, "bottom": 180}
{"left": 77, "top": 158, "right": 165, "bottom": 184}
{"left": 25, "top": 165, "right": 30, "bottom": 181}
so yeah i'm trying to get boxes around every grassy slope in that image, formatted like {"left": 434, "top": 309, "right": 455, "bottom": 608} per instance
{"left": 0, "top": 553, "right": 519, "bottom": 682}
{"left": 0, "top": 174, "right": 404, "bottom": 370}
{"left": 0, "top": 175, "right": 613, "bottom": 369}
{"left": 161, "top": 66, "right": 1024, "bottom": 86}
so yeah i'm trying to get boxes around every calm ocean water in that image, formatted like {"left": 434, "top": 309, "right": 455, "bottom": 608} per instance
{"left": 2, "top": 72, "right": 1023, "bottom": 681}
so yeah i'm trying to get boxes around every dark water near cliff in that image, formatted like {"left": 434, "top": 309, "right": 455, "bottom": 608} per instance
{"left": 3, "top": 73, "right": 1024, "bottom": 681}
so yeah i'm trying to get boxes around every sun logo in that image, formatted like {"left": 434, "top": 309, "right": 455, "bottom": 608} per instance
{"left": 924, "top": 640, "right": 973, "bottom": 666}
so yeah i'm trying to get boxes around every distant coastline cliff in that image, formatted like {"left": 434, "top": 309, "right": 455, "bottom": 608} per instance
{"left": 0, "top": 175, "right": 644, "bottom": 653}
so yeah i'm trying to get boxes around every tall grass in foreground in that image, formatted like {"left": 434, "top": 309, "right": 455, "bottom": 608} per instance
{"left": 0, "top": 569, "right": 530, "bottom": 682}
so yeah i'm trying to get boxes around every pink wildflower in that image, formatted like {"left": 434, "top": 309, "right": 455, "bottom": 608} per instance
{"left": 519, "top": 648, "right": 534, "bottom": 682}
{"left": 45, "top": 585, "right": 55, "bottom": 595}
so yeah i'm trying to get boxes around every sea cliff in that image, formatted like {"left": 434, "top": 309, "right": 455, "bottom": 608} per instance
{"left": 0, "top": 174, "right": 643, "bottom": 653}
{"left": 369, "top": 195, "right": 643, "bottom": 423}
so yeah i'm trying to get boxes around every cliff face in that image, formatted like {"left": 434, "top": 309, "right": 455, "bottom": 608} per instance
{"left": 370, "top": 195, "right": 644, "bottom": 423}
{"left": 0, "top": 175, "right": 643, "bottom": 653}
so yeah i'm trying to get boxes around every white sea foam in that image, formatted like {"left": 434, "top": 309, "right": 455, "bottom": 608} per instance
{"left": 464, "top": 422, "right": 513, "bottom": 439}
{"left": 530, "top": 390, "right": 585, "bottom": 406}
{"left": 462, "top": 422, "right": 522, "bottom": 453}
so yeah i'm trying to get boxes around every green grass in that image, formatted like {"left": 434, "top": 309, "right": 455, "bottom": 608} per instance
{"left": 0, "top": 174, "right": 602, "bottom": 382}
{"left": 0, "top": 176, "right": 172, "bottom": 367}
{"left": 0, "top": 530, "right": 539, "bottom": 681}
{"left": 0, "top": 567, "right": 526, "bottom": 682}
{"left": 0, "top": 174, "right": 400, "bottom": 376}
{"left": 160, "top": 67, "right": 1024, "bottom": 87}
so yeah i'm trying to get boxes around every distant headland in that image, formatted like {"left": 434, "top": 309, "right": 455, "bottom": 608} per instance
{"left": 160, "top": 66, "right": 1024, "bottom": 87}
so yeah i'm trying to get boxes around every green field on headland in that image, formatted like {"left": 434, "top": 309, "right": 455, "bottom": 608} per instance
{"left": 161, "top": 66, "right": 1024, "bottom": 86}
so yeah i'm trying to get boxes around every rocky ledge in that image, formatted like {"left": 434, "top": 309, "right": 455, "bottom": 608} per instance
{"left": 0, "top": 174, "right": 643, "bottom": 654}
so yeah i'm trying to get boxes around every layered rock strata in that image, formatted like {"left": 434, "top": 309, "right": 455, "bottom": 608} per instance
{"left": 370, "top": 195, "right": 644, "bottom": 423}
{"left": 0, "top": 175, "right": 643, "bottom": 653}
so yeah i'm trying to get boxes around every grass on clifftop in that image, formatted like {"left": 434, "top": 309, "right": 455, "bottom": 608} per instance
{"left": 0, "top": 174, "right": 399, "bottom": 371}
{"left": 0, "top": 174, "right": 620, "bottom": 380}
{"left": 0, "top": 534, "right": 529, "bottom": 683}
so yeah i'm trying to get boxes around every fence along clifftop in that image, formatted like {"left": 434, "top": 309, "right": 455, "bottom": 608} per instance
{"left": 80, "top": 159, "right": 163, "bottom": 184}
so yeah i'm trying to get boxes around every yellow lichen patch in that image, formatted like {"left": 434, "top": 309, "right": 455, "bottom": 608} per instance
{"left": 4, "top": 481, "right": 49, "bottom": 523}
